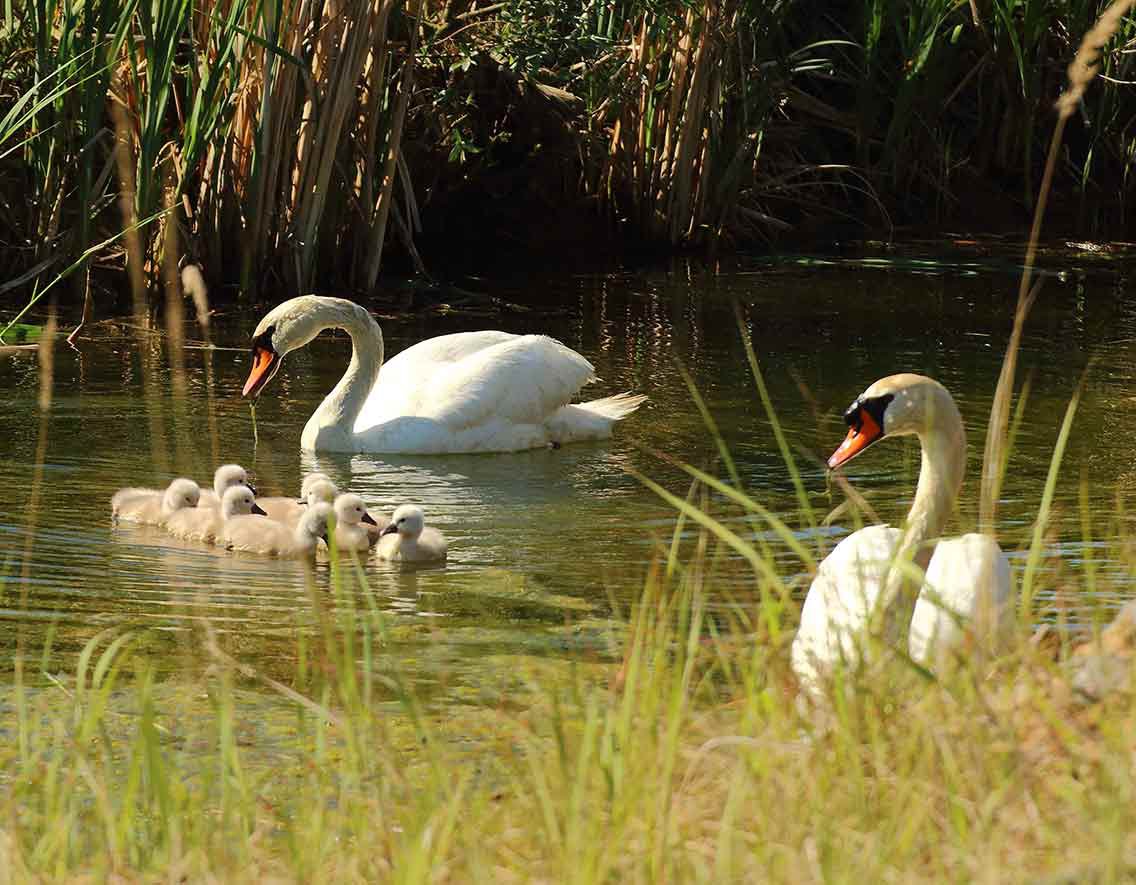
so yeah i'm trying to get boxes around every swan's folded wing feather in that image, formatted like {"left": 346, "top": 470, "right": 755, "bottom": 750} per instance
{"left": 793, "top": 524, "right": 900, "bottom": 689}
{"left": 419, "top": 335, "right": 595, "bottom": 429}
{"left": 358, "top": 333, "right": 594, "bottom": 431}
{"left": 356, "top": 331, "right": 519, "bottom": 427}
{"left": 910, "top": 533, "right": 1014, "bottom": 667}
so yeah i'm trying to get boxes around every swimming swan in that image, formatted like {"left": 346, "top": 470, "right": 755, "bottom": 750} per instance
{"left": 790, "top": 374, "right": 1013, "bottom": 696}
{"left": 199, "top": 464, "right": 255, "bottom": 508}
{"left": 222, "top": 502, "right": 332, "bottom": 558}
{"left": 166, "top": 484, "right": 266, "bottom": 543}
{"left": 111, "top": 478, "right": 201, "bottom": 525}
{"left": 241, "top": 295, "right": 647, "bottom": 453}
{"left": 376, "top": 505, "right": 447, "bottom": 562}
{"left": 328, "top": 493, "right": 379, "bottom": 552}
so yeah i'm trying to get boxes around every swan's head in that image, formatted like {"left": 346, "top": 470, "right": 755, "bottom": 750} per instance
{"left": 381, "top": 504, "right": 425, "bottom": 539}
{"left": 300, "top": 502, "right": 333, "bottom": 543}
{"left": 829, "top": 374, "right": 959, "bottom": 470}
{"left": 222, "top": 484, "right": 266, "bottom": 518}
{"left": 214, "top": 463, "right": 254, "bottom": 498}
{"left": 305, "top": 479, "right": 339, "bottom": 507}
{"left": 300, "top": 472, "right": 332, "bottom": 499}
{"left": 163, "top": 478, "right": 201, "bottom": 513}
{"left": 334, "top": 493, "right": 377, "bottom": 527}
{"left": 244, "top": 296, "right": 376, "bottom": 398}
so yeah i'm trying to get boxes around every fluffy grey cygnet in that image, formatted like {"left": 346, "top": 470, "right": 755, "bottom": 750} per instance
{"left": 376, "top": 505, "right": 447, "bottom": 563}
{"left": 258, "top": 475, "right": 339, "bottom": 525}
{"left": 327, "top": 493, "right": 379, "bottom": 552}
{"left": 222, "top": 501, "right": 332, "bottom": 558}
{"left": 111, "top": 478, "right": 200, "bottom": 525}
{"left": 198, "top": 464, "right": 255, "bottom": 508}
{"left": 166, "top": 484, "right": 265, "bottom": 543}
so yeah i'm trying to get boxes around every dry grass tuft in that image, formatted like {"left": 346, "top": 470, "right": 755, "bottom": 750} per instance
{"left": 1056, "top": 0, "right": 1136, "bottom": 119}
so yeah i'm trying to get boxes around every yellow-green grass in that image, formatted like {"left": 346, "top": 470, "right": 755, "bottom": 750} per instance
{"left": 1, "top": 523, "right": 1134, "bottom": 881}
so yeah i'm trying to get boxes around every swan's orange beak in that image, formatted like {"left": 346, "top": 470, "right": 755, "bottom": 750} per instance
{"left": 243, "top": 346, "right": 280, "bottom": 398}
{"left": 827, "top": 408, "right": 883, "bottom": 470}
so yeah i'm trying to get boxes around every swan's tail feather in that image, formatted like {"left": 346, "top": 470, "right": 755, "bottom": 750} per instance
{"left": 544, "top": 392, "right": 647, "bottom": 443}
{"left": 577, "top": 392, "right": 648, "bottom": 422}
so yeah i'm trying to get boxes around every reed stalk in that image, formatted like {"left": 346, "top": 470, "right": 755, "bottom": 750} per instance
{"left": 979, "top": 0, "right": 1135, "bottom": 534}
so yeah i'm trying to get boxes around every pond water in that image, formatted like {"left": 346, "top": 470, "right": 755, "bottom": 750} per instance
{"left": 3, "top": 241, "right": 1136, "bottom": 702}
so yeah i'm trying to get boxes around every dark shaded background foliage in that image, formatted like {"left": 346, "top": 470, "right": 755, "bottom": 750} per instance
{"left": 1, "top": 0, "right": 1133, "bottom": 324}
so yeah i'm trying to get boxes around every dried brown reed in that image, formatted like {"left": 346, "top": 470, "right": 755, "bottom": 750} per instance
{"left": 92, "top": 0, "right": 425, "bottom": 297}
{"left": 593, "top": 0, "right": 745, "bottom": 247}
{"left": 109, "top": 70, "right": 148, "bottom": 326}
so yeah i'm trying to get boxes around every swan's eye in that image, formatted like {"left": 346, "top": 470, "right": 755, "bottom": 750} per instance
{"left": 845, "top": 394, "right": 894, "bottom": 432}
{"left": 251, "top": 325, "right": 276, "bottom": 352}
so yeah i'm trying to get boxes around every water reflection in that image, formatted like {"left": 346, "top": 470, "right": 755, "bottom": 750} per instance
{"left": 4, "top": 246, "right": 1136, "bottom": 680}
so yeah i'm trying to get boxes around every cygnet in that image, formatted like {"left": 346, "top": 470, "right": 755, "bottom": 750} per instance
{"left": 166, "top": 484, "right": 266, "bottom": 543}
{"left": 259, "top": 476, "right": 339, "bottom": 524}
{"left": 111, "top": 478, "right": 201, "bottom": 525}
{"left": 222, "top": 501, "right": 332, "bottom": 558}
{"left": 301, "top": 472, "right": 332, "bottom": 497}
{"left": 199, "top": 464, "right": 256, "bottom": 508}
{"left": 376, "top": 505, "right": 447, "bottom": 563}
{"left": 328, "top": 493, "right": 379, "bottom": 552}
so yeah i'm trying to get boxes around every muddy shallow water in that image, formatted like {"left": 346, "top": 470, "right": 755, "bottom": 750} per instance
{"left": 3, "top": 243, "right": 1136, "bottom": 695}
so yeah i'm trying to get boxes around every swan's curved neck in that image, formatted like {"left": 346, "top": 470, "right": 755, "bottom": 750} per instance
{"left": 301, "top": 301, "right": 384, "bottom": 450}
{"left": 880, "top": 395, "right": 966, "bottom": 642}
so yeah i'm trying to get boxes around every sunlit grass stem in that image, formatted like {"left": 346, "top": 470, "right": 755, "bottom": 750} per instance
{"left": 1019, "top": 378, "right": 1083, "bottom": 619}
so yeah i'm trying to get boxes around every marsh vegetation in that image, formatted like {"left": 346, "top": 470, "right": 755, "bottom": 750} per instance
{"left": 2, "top": 0, "right": 1136, "bottom": 328}
{"left": 2, "top": 0, "right": 1136, "bottom": 879}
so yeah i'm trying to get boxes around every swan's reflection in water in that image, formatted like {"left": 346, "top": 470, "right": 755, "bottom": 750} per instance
{"left": 298, "top": 444, "right": 647, "bottom": 574}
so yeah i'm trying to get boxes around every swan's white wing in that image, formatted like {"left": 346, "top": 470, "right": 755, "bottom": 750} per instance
{"left": 909, "top": 533, "right": 1013, "bottom": 670}
{"left": 357, "top": 332, "right": 594, "bottom": 431}
{"left": 356, "top": 331, "right": 519, "bottom": 427}
{"left": 792, "top": 524, "right": 900, "bottom": 692}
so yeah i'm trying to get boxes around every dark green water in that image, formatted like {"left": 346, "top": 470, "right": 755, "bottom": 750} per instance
{"left": 3, "top": 243, "right": 1136, "bottom": 698}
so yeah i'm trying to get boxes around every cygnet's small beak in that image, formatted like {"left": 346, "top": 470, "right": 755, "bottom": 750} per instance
{"left": 380, "top": 523, "right": 399, "bottom": 537}
{"left": 361, "top": 512, "right": 377, "bottom": 526}
{"left": 251, "top": 503, "right": 268, "bottom": 516}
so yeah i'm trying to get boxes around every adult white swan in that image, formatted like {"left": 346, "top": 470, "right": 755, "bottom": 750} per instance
{"left": 791, "top": 374, "right": 1014, "bottom": 696}
{"left": 242, "top": 295, "right": 646, "bottom": 453}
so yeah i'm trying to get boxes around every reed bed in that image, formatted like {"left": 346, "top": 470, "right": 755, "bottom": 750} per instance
{"left": 1, "top": 0, "right": 425, "bottom": 330}
{"left": 4, "top": 0, "right": 1136, "bottom": 335}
